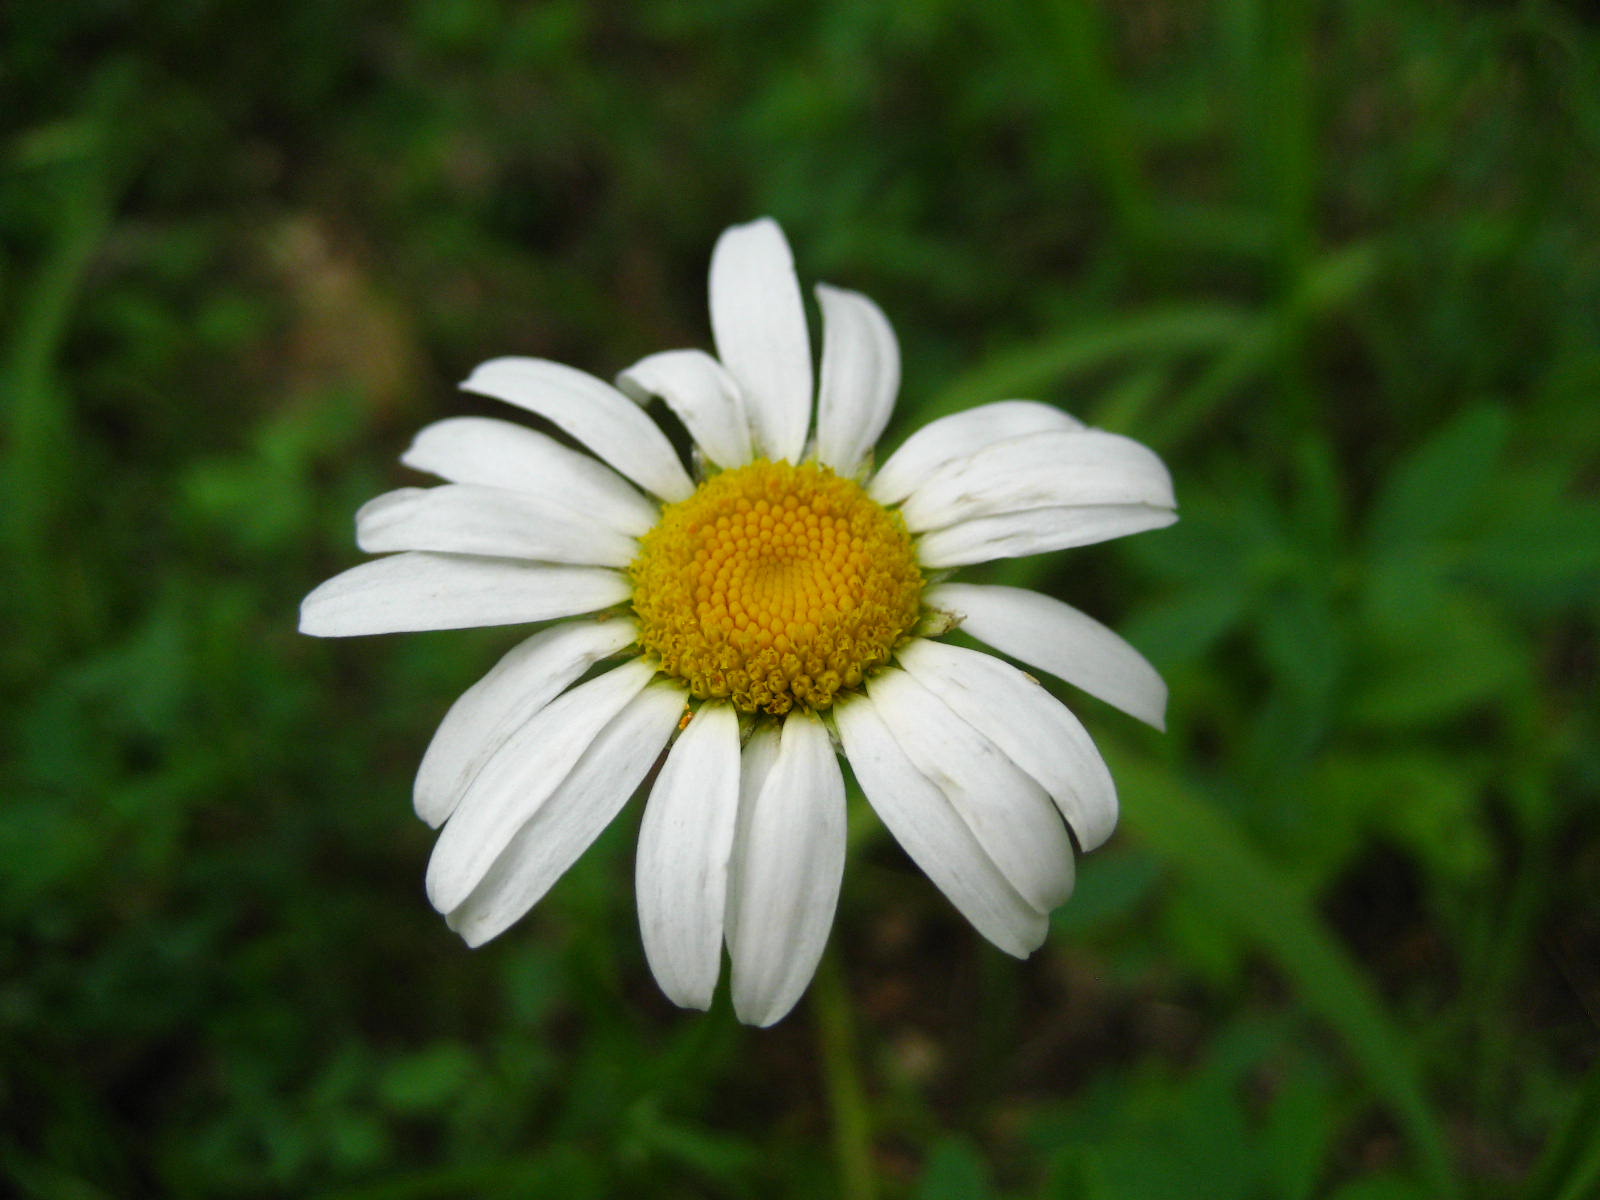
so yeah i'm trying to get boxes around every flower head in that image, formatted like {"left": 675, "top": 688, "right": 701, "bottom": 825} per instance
{"left": 301, "top": 219, "right": 1176, "bottom": 1026}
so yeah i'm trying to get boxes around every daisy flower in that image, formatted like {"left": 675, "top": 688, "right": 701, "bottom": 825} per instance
{"left": 300, "top": 218, "right": 1176, "bottom": 1026}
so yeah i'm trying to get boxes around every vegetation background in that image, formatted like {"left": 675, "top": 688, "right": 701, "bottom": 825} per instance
{"left": 4, "top": 1, "right": 1598, "bottom": 1197}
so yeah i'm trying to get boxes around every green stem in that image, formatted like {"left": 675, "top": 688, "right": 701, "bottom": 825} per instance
{"left": 811, "top": 949, "right": 877, "bottom": 1200}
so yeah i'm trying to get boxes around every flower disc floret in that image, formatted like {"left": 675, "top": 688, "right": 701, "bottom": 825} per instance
{"left": 630, "top": 460, "right": 923, "bottom": 714}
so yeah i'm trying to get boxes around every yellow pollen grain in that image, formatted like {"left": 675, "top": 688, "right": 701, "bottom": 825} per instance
{"left": 629, "top": 459, "right": 923, "bottom": 715}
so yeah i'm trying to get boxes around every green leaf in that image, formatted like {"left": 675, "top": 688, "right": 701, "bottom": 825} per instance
{"left": 1050, "top": 849, "right": 1163, "bottom": 935}
{"left": 377, "top": 1043, "right": 478, "bottom": 1115}
{"left": 1120, "top": 584, "right": 1250, "bottom": 667}
{"left": 1031, "top": 1018, "right": 1333, "bottom": 1200}
{"left": 1260, "top": 1057, "right": 1340, "bottom": 1200}
{"left": 1351, "top": 592, "right": 1522, "bottom": 727}
{"left": 1124, "top": 490, "right": 1280, "bottom": 585}
{"left": 1367, "top": 403, "right": 1509, "bottom": 555}
{"left": 915, "top": 1138, "right": 996, "bottom": 1200}
{"left": 1307, "top": 752, "right": 1491, "bottom": 884}
{"left": 1112, "top": 751, "right": 1458, "bottom": 1197}
{"left": 1257, "top": 584, "right": 1343, "bottom": 705}
{"left": 1462, "top": 501, "right": 1600, "bottom": 607}
{"left": 626, "top": 1102, "right": 758, "bottom": 1180}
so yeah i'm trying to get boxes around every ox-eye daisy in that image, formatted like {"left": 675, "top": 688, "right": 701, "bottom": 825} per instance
{"left": 301, "top": 219, "right": 1176, "bottom": 1026}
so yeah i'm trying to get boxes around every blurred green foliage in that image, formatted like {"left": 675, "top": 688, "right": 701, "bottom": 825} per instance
{"left": 3, "top": 1, "right": 1598, "bottom": 1197}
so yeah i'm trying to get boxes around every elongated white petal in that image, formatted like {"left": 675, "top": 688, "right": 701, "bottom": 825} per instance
{"left": 709, "top": 218, "right": 812, "bottom": 463}
{"left": 735, "top": 721, "right": 782, "bottom": 813}
{"left": 896, "top": 639, "right": 1118, "bottom": 853}
{"left": 617, "top": 349, "right": 753, "bottom": 470}
{"left": 869, "top": 400, "right": 1084, "bottom": 506}
{"left": 900, "top": 429, "right": 1175, "bottom": 533}
{"left": 299, "top": 552, "right": 630, "bottom": 636}
{"left": 446, "top": 680, "right": 684, "bottom": 947}
{"left": 635, "top": 703, "right": 742, "bottom": 1009}
{"left": 400, "top": 416, "right": 660, "bottom": 536}
{"left": 866, "top": 668, "right": 1074, "bottom": 913}
{"left": 916, "top": 503, "right": 1179, "bottom": 568}
{"left": 413, "top": 617, "right": 639, "bottom": 828}
{"left": 926, "top": 583, "right": 1167, "bottom": 730}
{"left": 425, "top": 659, "right": 655, "bottom": 913}
{"left": 356, "top": 485, "right": 637, "bottom": 567}
{"left": 725, "top": 710, "right": 845, "bottom": 1027}
{"left": 814, "top": 284, "right": 899, "bottom": 479}
{"left": 834, "top": 696, "right": 1048, "bottom": 957}
{"left": 462, "top": 358, "right": 695, "bottom": 502}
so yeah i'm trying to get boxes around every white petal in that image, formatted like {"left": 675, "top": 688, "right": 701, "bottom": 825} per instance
{"left": 425, "top": 659, "right": 655, "bottom": 913}
{"left": 635, "top": 703, "right": 742, "bottom": 1010}
{"left": 356, "top": 485, "right": 638, "bottom": 567}
{"left": 915, "top": 503, "right": 1179, "bottom": 568}
{"left": 400, "top": 416, "right": 660, "bottom": 537}
{"left": 446, "top": 680, "right": 684, "bottom": 947}
{"left": 895, "top": 639, "right": 1118, "bottom": 853}
{"left": 899, "top": 429, "right": 1175, "bottom": 533}
{"left": 869, "top": 400, "right": 1084, "bottom": 506}
{"left": 709, "top": 218, "right": 812, "bottom": 463}
{"left": 299, "top": 552, "right": 630, "bottom": 637}
{"left": 413, "top": 617, "right": 639, "bottom": 828}
{"left": 462, "top": 358, "right": 695, "bottom": 502}
{"left": 814, "top": 284, "right": 899, "bottom": 479}
{"left": 617, "top": 349, "right": 753, "bottom": 470}
{"left": 834, "top": 695, "right": 1048, "bottom": 957}
{"left": 865, "top": 668, "right": 1074, "bottom": 913}
{"left": 925, "top": 583, "right": 1167, "bottom": 730}
{"left": 725, "top": 710, "right": 845, "bottom": 1027}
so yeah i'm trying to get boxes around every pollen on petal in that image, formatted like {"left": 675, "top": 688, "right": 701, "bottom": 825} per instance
{"left": 630, "top": 460, "right": 923, "bottom": 714}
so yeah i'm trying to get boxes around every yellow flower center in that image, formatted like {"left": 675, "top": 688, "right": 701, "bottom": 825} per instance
{"left": 630, "top": 459, "right": 923, "bottom": 715}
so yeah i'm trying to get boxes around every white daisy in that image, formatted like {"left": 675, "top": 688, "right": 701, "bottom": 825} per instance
{"left": 300, "top": 218, "right": 1177, "bottom": 1027}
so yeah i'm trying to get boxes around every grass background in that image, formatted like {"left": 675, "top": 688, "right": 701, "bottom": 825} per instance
{"left": 4, "top": 1, "right": 1598, "bottom": 1196}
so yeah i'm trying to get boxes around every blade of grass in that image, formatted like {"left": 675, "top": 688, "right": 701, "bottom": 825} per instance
{"left": 1258, "top": 0, "right": 1319, "bottom": 440}
{"left": 2, "top": 62, "right": 138, "bottom": 671}
{"left": 1110, "top": 749, "right": 1458, "bottom": 1197}
{"left": 1521, "top": 1058, "right": 1600, "bottom": 1200}
{"left": 1145, "top": 240, "right": 1380, "bottom": 452}
{"left": 929, "top": 305, "right": 1252, "bottom": 421}
{"left": 1034, "top": 0, "right": 1154, "bottom": 251}
{"left": 1090, "top": 361, "right": 1173, "bottom": 436}
{"left": 1222, "top": 0, "right": 1317, "bottom": 278}
{"left": 813, "top": 949, "right": 878, "bottom": 1200}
